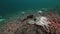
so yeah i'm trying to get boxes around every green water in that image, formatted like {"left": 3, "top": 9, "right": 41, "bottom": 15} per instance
{"left": 0, "top": 0, "right": 60, "bottom": 17}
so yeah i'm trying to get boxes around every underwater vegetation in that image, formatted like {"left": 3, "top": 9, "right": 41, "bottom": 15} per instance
{"left": 0, "top": 8, "right": 60, "bottom": 34}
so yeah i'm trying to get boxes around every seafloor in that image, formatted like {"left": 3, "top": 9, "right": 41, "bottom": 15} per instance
{"left": 0, "top": 8, "right": 60, "bottom": 34}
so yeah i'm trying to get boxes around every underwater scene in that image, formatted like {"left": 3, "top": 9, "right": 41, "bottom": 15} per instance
{"left": 0, "top": 0, "right": 60, "bottom": 34}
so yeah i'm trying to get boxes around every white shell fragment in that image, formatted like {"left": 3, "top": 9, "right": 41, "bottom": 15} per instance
{"left": 28, "top": 16, "right": 49, "bottom": 26}
{"left": 28, "top": 20, "right": 35, "bottom": 24}
{"left": 38, "top": 10, "right": 43, "bottom": 13}
{"left": 35, "top": 16, "right": 49, "bottom": 26}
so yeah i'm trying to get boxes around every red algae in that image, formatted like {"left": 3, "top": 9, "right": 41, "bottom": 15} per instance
{"left": 43, "top": 12, "right": 60, "bottom": 34}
